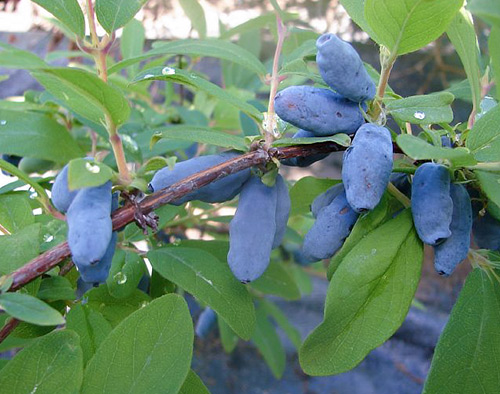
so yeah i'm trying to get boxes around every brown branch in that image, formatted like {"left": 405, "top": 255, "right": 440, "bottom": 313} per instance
{"left": 0, "top": 317, "right": 20, "bottom": 343}
{"left": 8, "top": 143, "right": 346, "bottom": 293}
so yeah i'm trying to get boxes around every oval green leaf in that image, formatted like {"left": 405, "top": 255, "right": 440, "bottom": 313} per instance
{"left": 0, "top": 292, "right": 65, "bottom": 326}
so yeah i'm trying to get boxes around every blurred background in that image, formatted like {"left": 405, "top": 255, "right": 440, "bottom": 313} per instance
{"left": 0, "top": 1, "right": 487, "bottom": 393}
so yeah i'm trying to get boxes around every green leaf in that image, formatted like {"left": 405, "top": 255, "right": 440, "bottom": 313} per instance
{"left": 110, "top": 39, "right": 267, "bottom": 77}
{"left": 475, "top": 171, "right": 500, "bottom": 209}
{"left": 66, "top": 304, "right": 112, "bottom": 365}
{"left": 0, "top": 330, "right": 83, "bottom": 394}
{"left": 179, "top": 0, "right": 207, "bottom": 39}
{"left": 447, "top": 8, "right": 482, "bottom": 114}
{"left": 95, "top": 0, "right": 148, "bottom": 34}
{"left": 37, "top": 276, "right": 76, "bottom": 301}
{"left": 0, "top": 47, "right": 48, "bottom": 70}
{"left": 365, "top": 0, "right": 464, "bottom": 55}
{"left": 67, "top": 158, "right": 113, "bottom": 190}
{"left": 133, "top": 67, "right": 263, "bottom": 122}
{"left": 278, "top": 58, "right": 326, "bottom": 86}
{"left": 396, "top": 134, "right": 477, "bottom": 167}
{"left": 0, "top": 224, "right": 40, "bottom": 276}
{"left": 261, "top": 299, "right": 302, "bottom": 349}
{"left": 0, "top": 193, "right": 34, "bottom": 233}
{"left": 120, "top": 19, "right": 145, "bottom": 79}
{"left": 32, "top": 68, "right": 130, "bottom": 126}
{"left": 32, "top": 0, "right": 85, "bottom": 37}
{"left": 423, "top": 269, "right": 500, "bottom": 393}
{"left": 148, "top": 247, "right": 256, "bottom": 340}
{"left": 217, "top": 317, "right": 239, "bottom": 353}
{"left": 0, "top": 292, "right": 65, "bottom": 326}
{"left": 385, "top": 92, "right": 455, "bottom": 124}
{"left": 152, "top": 125, "right": 247, "bottom": 152}
{"left": 106, "top": 250, "right": 146, "bottom": 300}
{"left": 327, "top": 192, "right": 401, "bottom": 279}
{"left": 0, "top": 109, "right": 83, "bottom": 163}
{"left": 467, "top": 0, "right": 500, "bottom": 26}
{"left": 289, "top": 177, "right": 338, "bottom": 216}
{"left": 86, "top": 285, "right": 151, "bottom": 327}
{"left": 220, "top": 12, "right": 298, "bottom": 39}
{"left": 299, "top": 210, "right": 423, "bottom": 375}
{"left": 466, "top": 105, "right": 500, "bottom": 162}
{"left": 272, "top": 134, "right": 351, "bottom": 148}
{"left": 340, "top": 0, "right": 381, "bottom": 43}
{"left": 82, "top": 294, "right": 193, "bottom": 394}
{"left": 252, "top": 307, "right": 286, "bottom": 379}
{"left": 179, "top": 370, "right": 210, "bottom": 394}
{"left": 250, "top": 261, "right": 301, "bottom": 300}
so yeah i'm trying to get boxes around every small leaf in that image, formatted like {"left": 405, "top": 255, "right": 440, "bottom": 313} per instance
{"left": 0, "top": 47, "right": 48, "bottom": 70}
{"left": 272, "top": 134, "right": 351, "bottom": 148}
{"left": 489, "top": 29, "right": 500, "bottom": 102}
{"left": 120, "top": 19, "right": 145, "bottom": 79}
{"left": 299, "top": 210, "right": 423, "bottom": 375}
{"left": 0, "top": 109, "right": 83, "bottom": 163}
{"left": 68, "top": 158, "right": 114, "bottom": 190}
{"left": 95, "top": 0, "right": 148, "bottom": 34}
{"left": 261, "top": 299, "right": 302, "bottom": 349}
{"left": 37, "top": 276, "right": 76, "bottom": 301}
{"left": 0, "top": 330, "right": 83, "bottom": 394}
{"left": 467, "top": 0, "right": 500, "bottom": 26}
{"left": 0, "top": 224, "right": 40, "bottom": 276}
{"left": 106, "top": 250, "right": 146, "bottom": 300}
{"left": 396, "top": 134, "right": 477, "bottom": 167}
{"left": 251, "top": 262, "right": 301, "bottom": 300}
{"left": 0, "top": 193, "right": 34, "bottom": 233}
{"left": 0, "top": 292, "right": 65, "bottom": 326}
{"left": 289, "top": 177, "right": 338, "bottom": 216}
{"left": 340, "top": 0, "right": 381, "bottom": 43}
{"left": 365, "top": 0, "right": 464, "bottom": 55}
{"left": 179, "top": 0, "right": 207, "bottom": 39}
{"left": 133, "top": 67, "right": 263, "bottom": 122}
{"left": 179, "top": 370, "right": 210, "bottom": 394}
{"left": 385, "top": 92, "right": 455, "bottom": 124}
{"left": 423, "top": 269, "right": 500, "bottom": 393}
{"left": 86, "top": 285, "right": 151, "bottom": 327}
{"left": 252, "top": 307, "right": 286, "bottom": 379}
{"left": 109, "top": 39, "right": 267, "bottom": 77}
{"left": 32, "top": 0, "right": 85, "bottom": 37}
{"left": 66, "top": 304, "right": 112, "bottom": 365}
{"left": 447, "top": 8, "right": 482, "bottom": 114}
{"left": 475, "top": 171, "right": 500, "bottom": 209}
{"left": 32, "top": 68, "right": 130, "bottom": 126}
{"left": 152, "top": 125, "right": 247, "bottom": 151}
{"left": 217, "top": 317, "right": 239, "bottom": 353}
{"left": 466, "top": 105, "right": 500, "bottom": 162}
{"left": 82, "top": 294, "right": 193, "bottom": 394}
{"left": 148, "top": 247, "right": 256, "bottom": 340}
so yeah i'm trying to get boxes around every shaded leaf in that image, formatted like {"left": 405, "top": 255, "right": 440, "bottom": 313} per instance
{"left": 0, "top": 292, "right": 65, "bottom": 326}
{"left": 96, "top": 0, "right": 148, "bottom": 33}
{"left": 32, "top": 0, "right": 85, "bottom": 37}
{"left": 385, "top": 92, "right": 455, "bottom": 124}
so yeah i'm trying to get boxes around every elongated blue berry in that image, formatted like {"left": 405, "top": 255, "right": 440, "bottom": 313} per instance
{"left": 390, "top": 173, "right": 411, "bottom": 197}
{"left": 228, "top": 176, "right": 277, "bottom": 283}
{"left": 195, "top": 308, "right": 217, "bottom": 339}
{"left": 274, "top": 86, "right": 364, "bottom": 136}
{"left": 302, "top": 187, "right": 358, "bottom": 261}
{"left": 434, "top": 184, "right": 472, "bottom": 276}
{"left": 316, "top": 33, "right": 376, "bottom": 103}
{"left": 273, "top": 175, "right": 291, "bottom": 249}
{"left": 411, "top": 163, "right": 453, "bottom": 245}
{"left": 78, "top": 232, "right": 117, "bottom": 283}
{"left": 149, "top": 152, "right": 251, "bottom": 204}
{"left": 342, "top": 124, "right": 393, "bottom": 212}
{"left": 281, "top": 130, "right": 329, "bottom": 167}
{"left": 67, "top": 181, "right": 112, "bottom": 269}
{"left": 51, "top": 164, "right": 79, "bottom": 213}
{"left": 311, "top": 183, "right": 344, "bottom": 218}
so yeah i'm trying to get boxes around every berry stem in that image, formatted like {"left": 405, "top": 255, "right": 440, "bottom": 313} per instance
{"left": 387, "top": 182, "right": 411, "bottom": 208}
{"left": 371, "top": 49, "right": 397, "bottom": 121}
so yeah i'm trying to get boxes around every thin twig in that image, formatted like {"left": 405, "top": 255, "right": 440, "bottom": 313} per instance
{"left": 0, "top": 318, "right": 20, "bottom": 344}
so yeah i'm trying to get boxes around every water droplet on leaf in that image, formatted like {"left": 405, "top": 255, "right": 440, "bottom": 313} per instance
{"left": 114, "top": 272, "right": 127, "bottom": 285}
{"left": 414, "top": 111, "right": 426, "bottom": 120}
{"left": 161, "top": 67, "right": 175, "bottom": 76}
{"left": 85, "top": 162, "right": 101, "bottom": 174}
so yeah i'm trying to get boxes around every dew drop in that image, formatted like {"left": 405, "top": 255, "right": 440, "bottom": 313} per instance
{"left": 140, "top": 301, "right": 149, "bottom": 308}
{"left": 43, "top": 234, "right": 54, "bottom": 243}
{"left": 143, "top": 74, "right": 154, "bottom": 79}
{"left": 171, "top": 237, "right": 182, "bottom": 246}
{"left": 85, "top": 162, "right": 101, "bottom": 173}
{"left": 0, "top": 120, "right": 6, "bottom": 125}
{"left": 114, "top": 272, "right": 127, "bottom": 285}
{"left": 414, "top": 111, "right": 426, "bottom": 120}
{"left": 161, "top": 67, "right": 175, "bottom": 76}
